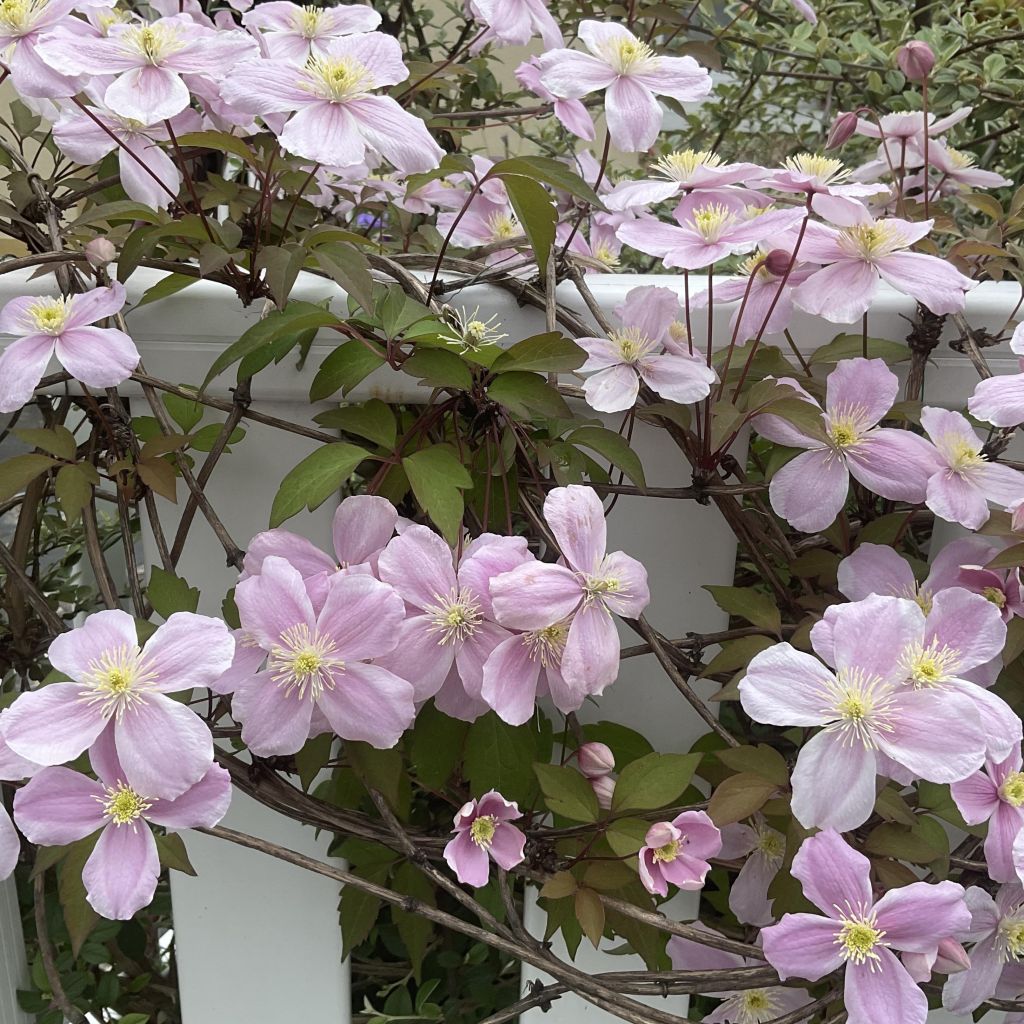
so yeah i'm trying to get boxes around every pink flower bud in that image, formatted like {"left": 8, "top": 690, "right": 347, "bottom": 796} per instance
{"left": 934, "top": 938, "right": 971, "bottom": 975}
{"left": 590, "top": 775, "right": 615, "bottom": 810}
{"left": 578, "top": 742, "right": 615, "bottom": 778}
{"left": 85, "top": 237, "right": 116, "bottom": 268}
{"left": 764, "top": 249, "right": 793, "bottom": 276}
{"left": 897, "top": 41, "right": 935, "bottom": 82}
{"left": 825, "top": 110, "right": 858, "bottom": 150}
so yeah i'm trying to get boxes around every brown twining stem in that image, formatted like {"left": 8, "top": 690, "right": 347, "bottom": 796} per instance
{"left": 33, "top": 872, "right": 87, "bottom": 1024}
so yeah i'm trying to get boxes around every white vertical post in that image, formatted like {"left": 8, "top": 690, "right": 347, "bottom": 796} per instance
{"left": 0, "top": 876, "right": 31, "bottom": 1023}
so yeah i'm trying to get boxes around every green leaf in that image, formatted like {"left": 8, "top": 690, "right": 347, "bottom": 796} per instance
{"left": 490, "top": 156, "right": 604, "bottom": 209}
{"left": 155, "top": 832, "right": 197, "bottom": 875}
{"left": 611, "top": 752, "right": 701, "bottom": 813}
{"left": 402, "top": 445, "right": 473, "bottom": 542}
{"left": 409, "top": 702, "right": 469, "bottom": 790}
{"left": 716, "top": 744, "right": 789, "bottom": 786}
{"left": 809, "top": 334, "right": 910, "bottom": 365}
{"left": 985, "top": 543, "right": 1024, "bottom": 570}
{"left": 309, "top": 340, "right": 385, "bottom": 402}
{"left": 488, "top": 372, "right": 570, "bottom": 419}
{"left": 534, "top": 763, "right": 601, "bottom": 822}
{"left": 863, "top": 820, "right": 949, "bottom": 865}
{"left": 704, "top": 585, "right": 782, "bottom": 635}
{"left": 605, "top": 817, "right": 650, "bottom": 858}
{"left": 54, "top": 465, "right": 93, "bottom": 523}
{"left": 0, "top": 453, "right": 56, "bottom": 501}
{"left": 147, "top": 565, "right": 200, "bottom": 617}
{"left": 256, "top": 244, "right": 306, "bottom": 306}
{"left": 135, "top": 272, "right": 198, "bottom": 308}
{"left": 347, "top": 742, "right": 406, "bottom": 815}
{"left": 295, "top": 733, "right": 334, "bottom": 791}
{"left": 403, "top": 348, "right": 474, "bottom": 391}
{"left": 492, "top": 333, "right": 585, "bottom": 373}
{"left": 340, "top": 866, "right": 387, "bottom": 959}
{"left": 175, "top": 130, "right": 256, "bottom": 164}
{"left": 567, "top": 426, "right": 646, "bottom": 488}
{"left": 72, "top": 200, "right": 163, "bottom": 227}
{"left": 14, "top": 425, "right": 76, "bottom": 460}
{"left": 574, "top": 887, "right": 606, "bottom": 947}
{"left": 269, "top": 442, "right": 370, "bottom": 527}
{"left": 118, "top": 217, "right": 211, "bottom": 282}
{"left": 707, "top": 772, "right": 778, "bottom": 826}
{"left": 163, "top": 390, "right": 203, "bottom": 432}
{"left": 313, "top": 243, "right": 375, "bottom": 313}
{"left": 314, "top": 400, "right": 397, "bottom": 448}
{"left": 391, "top": 863, "right": 435, "bottom": 981}
{"left": 500, "top": 173, "right": 557, "bottom": 277}
{"left": 464, "top": 713, "right": 541, "bottom": 805}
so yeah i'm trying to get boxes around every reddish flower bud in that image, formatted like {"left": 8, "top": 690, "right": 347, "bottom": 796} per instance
{"left": 825, "top": 110, "right": 858, "bottom": 150}
{"left": 897, "top": 41, "right": 935, "bottom": 82}
{"left": 590, "top": 775, "right": 615, "bottom": 810}
{"left": 85, "top": 237, "right": 116, "bottom": 268}
{"left": 577, "top": 741, "right": 615, "bottom": 778}
{"left": 934, "top": 938, "right": 971, "bottom": 975}
{"left": 764, "top": 249, "right": 793, "bottom": 277}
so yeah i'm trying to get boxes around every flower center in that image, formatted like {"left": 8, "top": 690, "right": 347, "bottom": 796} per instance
{"left": 1001, "top": 918, "right": 1024, "bottom": 960}
{"left": 122, "top": 23, "right": 184, "bottom": 64}
{"left": 943, "top": 436, "right": 984, "bottom": 473}
{"left": 524, "top": 622, "right": 569, "bottom": 668}
{"left": 26, "top": 297, "right": 69, "bottom": 335}
{"left": 80, "top": 643, "right": 158, "bottom": 720}
{"left": 828, "top": 421, "right": 859, "bottom": 450}
{"left": 784, "top": 152, "right": 849, "bottom": 186}
{"left": 593, "top": 242, "right": 620, "bottom": 269}
{"left": 837, "top": 220, "right": 909, "bottom": 262}
{"left": 740, "top": 249, "right": 774, "bottom": 280}
{"left": 652, "top": 838, "right": 680, "bottom": 863}
{"left": 983, "top": 586, "right": 1007, "bottom": 609}
{"left": 470, "top": 815, "right": 497, "bottom": 848}
{"left": 581, "top": 574, "right": 622, "bottom": 605}
{"left": 737, "top": 990, "right": 778, "bottom": 1024}
{"left": 900, "top": 639, "right": 960, "bottom": 688}
{"left": 294, "top": 4, "right": 322, "bottom": 38}
{"left": 945, "top": 146, "right": 976, "bottom": 170}
{"left": 425, "top": 587, "right": 482, "bottom": 646}
{"left": 0, "top": 0, "right": 47, "bottom": 34}
{"left": 1001, "top": 772, "right": 1024, "bottom": 807}
{"left": 488, "top": 212, "right": 520, "bottom": 241}
{"left": 268, "top": 623, "right": 342, "bottom": 700}
{"left": 610, "top": 325, "right": 655, "bottom": 364}
{"left": 690, "top": 203, "right": 736, "bottom": 242}
{"left": 601, "top": 36, "right": 656, "bottom": 75}
{"left": 305, "top": 54, "right": 373, "bottom": 102}
{"left": 755, "top": 829, "right": 785, "bottom": 859}
{"left": 99, "top": 781, "right": 152, "bottom": 826}
{"left": 444, "top": 307, "right": 506, "bottom": 353}
{"left": 654, "top": 149, "right": 722, "bottom": 182}
{"left": 822, "top": 668, "right": 896, "bottom": 748}
{"left": 836, "top": 914, "right": 886, "bottom": 966}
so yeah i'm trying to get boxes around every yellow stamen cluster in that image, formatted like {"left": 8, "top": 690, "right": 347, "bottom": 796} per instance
{"left": 425, "top": 587, "right": 483, "bottom": 646}
{"left": 25, "top": 297, "right": 69, "bottom": 335}
{"left": 593, "top": 242, "right": 620, "bottom": 269}
{"left": 822, "top": 668, "right": 896, "bottom": 748}
{"left": 488, "top": 213, "right": 521, "bottom": 242}
{"left": 470, "top": 814, "right": 497, "bottom": 848}
{"left": 524, "top": 623, "right": 569, "bottom": 668}
{"left": 945, "top": 146, "right": 976, "bottom": 170}
{"left": 1001, "top": 918, "right": 1024, "bottom": 960}
{"left": 691, "top": 203, "right": 735, "bottom": 242}
{"left": 942, "top": 435, "right": 984, "bottom": 473}
{"left": 983, "top": 586, "right": 1007, "bottom": 609}
{"left": 652, "top": 838, "right": 680, "bottom": 863}
{"left": 784, "top": 153, "right": 849, "bottom": 185}
{"left": 442, "top": 307, "right": 506, "bottom": 354}
{"left": 294, "top": 4, "right": 323, "bottom": 38}
{"left": 100, "top": 782, "right": 152, "bottom": 826}
{"left": 755, "top": 829, "right": 785, "bottom": 860}
{"left": 737, "top": 990, "right": 778, "bottom": 1024}
{"left": 1000, "top": 772, "right": 1024, "bottom": 808}
{"left": 600, "top": 36, "right": 657, "bottom": 75}
{"left": 122, "top": 23, "right": 184, "bottom": 63}
{"left": 305, "top": 54, "right": 373, "bottom": 101}
{"left": 837, "top": 220, "right": 908, "bottom": 262}
{"left": 268, "top": 623, "right": 343, "bottom": 700}
{"left": 835, "top": 914, "right": 886, "bottom": 966}
{"left": 654, "top": 149, "right": 722, "bottom": 182}
{"left": 0, "top": 0, "right": 49, "bottom": 35}
{"left": 610, "top": 325, "right": 655, "bottom": 363}
{"left": 900, "top": 639, "right": 960, "bottom": 688}
{"left": 80, "top": 644, "right": 158, "bottom": 720}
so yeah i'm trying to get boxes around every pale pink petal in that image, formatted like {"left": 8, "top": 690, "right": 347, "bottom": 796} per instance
{"left": 553, "top": 97, "right": 594, "bottom": 140}
{"left": 243, "top": 529, "right": 335, "bottom": 580}
{"left": 793, "top": 259, "right": 879, "bottom": 323}
{"left": 316, "top": 573, "right": 405, "bottom": 661}
{"left": 740, "top": 644, "right": 835, "bottom": 726}
{"left": 146, "top": 762, "right": 232, "bottom": 831}
{"left": 730, "top": 851, "right": 777, "bottom": 926}
{"left": 374, "top": 616, "right": 454, "bottom": 702}
{"left": 946, "top": 680, "right": 1021, "bottom": 763}
{"left": 825, "top": 357, "right": 898, "bottom": 428}
{"left": 975, "top": 462, "right": 1024, "bottom": 509}
{"left": 487, "top": 822, "right": 527, "bottom": 870}
{"left": 0, "top": 334, "right": 56, "bottom": 413}
{"left": 444, "top": 828, "right": 490, "bottom": 887}
{"left": 0, "top": 807, "right": 17, "bottom": 880}
{"left": 578, "top": 335, "right": 625, "bottom": 372}
{"left": 845, "top": 948, "right": 927, "bottom": 1024}
{"left": 64, "top": 282, "right": 125, "bottom": 329}
{"left": 118, "top": 138, "right": 180, "bottom": 210}
{"left": 53, "top": 326, "right": 139, "bottom": 388}
{"left": 316, "top": 662, "right": 415, "bottom": 747}
{"left": 876, "top": 251, "right": 973, "bottom": 316}
{"left": 13, "top": 767, "right": 106, "bottom": 845}
{"left": 433, "top": 666, "right": 489, "bottom": 722}
{"left": 873, "top": 880, "right": 972, "bottom": 951}
{"left": 598, "top": 550, "right": 650, "bottom": 618}
{"left": 536, "top": 48, "right": 616, "bottom": 99}
{"left": 615, "top": 218, "right": 693, "bottom": 259}
{"left": 345, "top": 95, "right": 444, "bottom": 174}
{"left": 830, "top": 594, "right": 923, "bottom": 685}
{"left": 83, "top": 822, "right": 160, "bottom": 920}
{"left": 378, "top": 525, "right": 457, "bottom": 610}
{"left": 926, "top": 470, "right": 990, "bottom": 529}
{"left": 481, "top": 635, "right": 542, "bottom": 726}
{"left": 105, "top": 64, "right": 190, "bottom": 122}
{"left": 279, "top": 101, "right": 366, "bottom": 167}
{"left": 761, "top": 913, "right": 843, "bottom": 981}
{"left": 605, "top": 75, "right": 663, "bottom": 152}
{"left": 583, "top": 363, "right": 640, "bottom": 413}
{"left": 984, "top": 802, "right": 1024, "bottom": 882}
{"left": 3, "top": 684, "right": 105, "bottom": 767}
{"left": 46, "top": 608, "right": 137, "bottom": 680}
{"left": 605, "top": 179, "right": 681, "bottom": 212}
{"left": 792, "top": 828, "right": 872, "bottom": 918}
{"left": 632, "top": 55, "right": 711, "bottom": 103}
{"left": 235, "top": 555, "right": 316, "bottom": 649}
{"left": 791, "top": 729, "right": 878, "bottom": 831}
{"left": 142, "top": 612, "right": 235, "bottom": 692}
{"left": 332, "top": 494, "right": 397, "bottom": 566}
{"left": 209, "top": 634, "right": 265, "bottom": 696}
{"left": 220, "top": 57, "right": 315, "bottom": 112}
{"left": 925, "top": 589, "right": 1005, "bottom": 673}
{"left": 943, "top": 934, "right": 1003, "bottom": 1014}
{"left": 838, "top": 544, "right": 916, "bottom": 601}
{"left": 639, "top": 353, "right": 716, "bottom": 404}
{"left": 768, "top": 447, "right": 850, "bottom": 532}
{"left": 454, "top": 620, "right": 510, "bottom": 699}
{"left": 617, "top": 285, "right": 679, "bottom": 342}
{"left": 561, "top": 603, "right": 619, "bottom": 693}
{"left": 950, "top": 770, "right": 998, "bottom": 825}
{"left": 490, "top": 561, "right": 581, "bottom": 630}
{"left": 667, "top": 924, "right": 746, "bottom": 973}
{"left": 232, "top": 671, "right": 314, "bottom": 756}
{"left": 969, "top": 372, "right": 1024, "bottom": 428}
{"left": 847, "top": 428, "right": 941, "bottom": 503}
{"left": 457, "top": 537, "right": 531, "bottom": 617}
{"left": 544, "top": 484, "right": 607, "bottom": 573}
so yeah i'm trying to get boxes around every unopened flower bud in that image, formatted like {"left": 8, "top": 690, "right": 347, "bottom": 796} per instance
{"left": 85, "top": 237, "right": 116, "bottom": 268}
{"left": 934, "top": 938, "right": 971, "bottom": 975}
{"left": 764, "top": 249, "right": 793, "bottom": 276}
{"left": 825, "top": 110, "right": 858, "bottom": 150}
{"left": 897, "top": 40, "right": 935, "bottom": 82}
{"left": 590, "top": 775, "right": 615, "bottom": 810}
{"left": 578, "top": 742, "right": 615, "bottom": 778}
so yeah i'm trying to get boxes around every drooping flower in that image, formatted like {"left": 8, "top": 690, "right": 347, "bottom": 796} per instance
{"left": 718, "top": 819, "right": 785, "bottom": 926}
{"left": 668, "top": 922, "right": 810, "bottom": 1024}
{"left": 942, "top": 885, "right": 1024, "bottom": 1015}
{"left": 38, "top": 15, "right": 258, "bottom": 122}
{"left": 536, "top": 21, "right": 711, "bottom": 152}
{"left": 921, "top": 138, "right": 1012, "bottom": 191}
{"left": 490, "top": 485, "right": 650, "bottom": 693}
{"left": 757, "top": 152, "right": 887, "bottom": 221}
{"left": 469, "top": 0, "right": 562, "bottom": 52}
{"left": 231, "top": 556, "right": 415, "bottom": 753}
{"left": 951, "top": 750, "right": 1024, "bottom": 883}
{"left": 0, "top": 283, "right": 140, "bottom": 414}
{"left": 638, "top": 810, "right": 721, "bottom": 896}
{"left": 221, "top": 32, "right": 444, "bottom": 172}
{"left": 576, "top": 285, "right": 716, "bottom": 413}
{"left": 0, "top": 711, "right": 43, "bottom": 880}
{"left": 752, "top": 359, "right": 940, "bottom": 532}
{"left": 4, "top": 609, "right": 233, "bottom": 800}
{"left": 13, "top": 727, "right": 230, "bottom": 920}
{"left": 919, "top": 407, "right": 1024, "bottom": 529}
{"left": 968, "top": 323, "right": 1024, "bottom": 428}
{"left": 741, "top": 594, "right": 987, "bottom": 831}
{"left": 762, "top": 830, "right": 970, "bottom": 1024}
{"left": 791, "top": 211, "right": 975, "bottom": 322}
{"left": 242, "top": 0, "right": 380, "bottom": 63}
{"left": 616, "top": 200, "right": 803, "bottom": 270}
{"left": 514, "top": 57, "right": 593, "bottom": 141}
{"left": 0, "top": 0, "right": 84, "bottom": 98}
{"left": 855, "top": 108, "right": 972, "bottom": 147}
{"left": 375, "top": 527, "right": 527, "bottom": 718}
{"left": 443, "top": 791, "right": 526, "bottom": 887}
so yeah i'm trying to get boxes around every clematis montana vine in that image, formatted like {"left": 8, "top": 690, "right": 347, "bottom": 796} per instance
{"left": 0, "top": 283, "right": 140, "bottom": 414}
{"left": 952, "top": 749, "right": 1024, "bottom": 882}
{"left": 762, "top": 830, "right": 971, "bottom": 1024}
{"left": 4, "top": 609, "right": 233, "bottom": 800}
{"left": 14, "top": 728, "right": 231, "bottom": 920}
{"left": 638, "top": 810, "right": 721, "bottom": 896}
{"left": 968, "top": 322, "right": 1024, "bottom": 428}
{"left": 241, "top": 0, "right": 381, "bottom": 63}
{"left": 443, "top": 791, "right": 526, "bottom": 887}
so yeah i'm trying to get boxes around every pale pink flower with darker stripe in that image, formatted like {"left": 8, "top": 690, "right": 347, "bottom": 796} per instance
{"left": 242, "top": 0, "right": 380, "bottom": 63}
{"left": 951, "top": 751, "right": 1024, "bottom": 883}
{"left": 443, "top": 791, "right": 526, "bottom": 887}
{"left": 638, "top": 811, "right": 720, "bottom": 896}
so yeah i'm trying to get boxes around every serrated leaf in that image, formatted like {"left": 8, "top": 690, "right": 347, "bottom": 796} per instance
{"left": 314, "top": 400, "right": 397, "bottom": 448}
{"left": 704, "top": 585, "right": 781, "bottom": 635}
{"left": 574, "top": 887, "right": 605, "bottom": 947}
{"left": 707, "top": 772, "right": 778, "bottom": 826}
{"left": 148, "top": 565, "right": 200, "bottom": 616}
{"left": 310, "top": 339, "right": 385, "bottom": 401}
{"left": 340, "top": 865, "right": 387, "bottom": 959}
{"left": 464, "top": 712, "right": 541, "bottom": 805}
{"left": 611, "top": 752, "right": 701, "bottom": 813}
{"left": 534, "top": 763, "right": 601, "bottom": 822}
{"left": 492, "top": 333, "right": 585, "bottom": 373}
{"left": 567, "top": 425, "right": 646, "bottom": 488}
{"left": 269, "top": 442, "right": 370, "bottom": 527}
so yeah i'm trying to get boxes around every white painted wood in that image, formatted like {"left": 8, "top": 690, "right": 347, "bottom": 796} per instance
{"left": 0, "top": 875, "right": 31, "bottom": 1023}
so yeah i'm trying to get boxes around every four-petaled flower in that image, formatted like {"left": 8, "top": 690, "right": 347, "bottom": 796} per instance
{"left": 443, "top": 791, "right": 526, "bottom": 887}
{"left": 638, "top": 810, "right": 721, "bottom": 896}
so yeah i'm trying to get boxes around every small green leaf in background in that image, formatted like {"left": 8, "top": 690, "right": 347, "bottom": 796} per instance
{"left": 464, "top": 713, "right": 543, "bottom": 805}
{"left": 0, "top": 453, "right": 56, "bottom": 502}
{"left": 402, "top": 444, "right": 473, "bottom": 542}
{"left": 14, "top": 425, "right": 77, "bottom": 460}
{"left": 492, "top": 332, "right": 585, "bottom": 373}
{"left": 269, "top": 441, "right": 370, "bottom": 527}
{"left": 315, "top": 400, "right": 397, "bottom": 449}
{"left": 155, "top": 833, "right": 197, "bottom": 876}
{"left": 574, "top": 887, "right": 605, "bottom": 947}
{"left": 704, "top": 585, "right": 782, "bottom": 635}
{"left": 488, "top": 372, "right": 570, "bottom": 420}
{"left": 498, "top": 173, "right": 556, "bottom": 276}
{"left": 310, "top": 339, "right": 386, "bottom": 401}
{"left": 716, "top": 744, "right": 789, "bottom": 786}
{"left": 534, "top": 763, "right": 601, "bottom": 822}
{"left": 403, "top": 348, "right": 474, "bottom": 391}
{"left": 567, "top": 426, "right": 646, "bottom": 488}
{"left": 55, "top": 464, "right": 97, "bottom": 523}
{"left": 611, "top": 752, "right": 701, "bottom": 813}
{"left": 707, "top": 772, "right": 778, "bottom": 826}
{"left": 148, "top": 566, "right": 200, "bottom": 617}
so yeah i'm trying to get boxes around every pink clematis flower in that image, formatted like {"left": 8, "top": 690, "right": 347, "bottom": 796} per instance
{"left": 0, "top": 712, "right": 43, "bottom": 880}
{"left": 232, "top": 556, "right": 415, "bottom": 754}
{"left": 951, "top": 750, "right": 1024, "bottom": 883}
{"left": 4, "top": 609, "right": 232, "bottom": 800}
{"left": 942, "top": 885, "right": 1024, "bottom": 1015}
{"left": 919, "top": 138, "right": 1013, "bottom": 191}
{"left": 0, "top": 283, "right": 139, "bottom": 414}
{"left": 855, "top": 108, "right": 972, "bottom": 148}
{"left": 536, "top": 21, "right": 711, "bottom": 153}
{"left": 221, "top": 33, "right": 444, "bottom": 172}
{"left": 374, "top": 527, "right": 527, "bottom": 716}
{"left": 718, "top": 820, "right": 785, "bottom": 926}
{"left": 0, "top": 0, "right": 83, "bottom": 97}
{"left": 920, "top": 406, "right": 1024, "bottom": 529}
{"left": 968, "top": 322, "right": 1024, "bottom": 428}
{"left": 753, "top": 359, "right": 940, "bottom": 532}
{"left": 514, "top": 57, "right": 593, "bottom": 141}
{"left": 242, "top": 1, "right": 380, "bottom": 63}
{"left": 617, "top": 200, "right": 803, "bottom": 270}
{"left": 38, "top": 15, "right": 258, "bottom": 122}
{"left": 762, "top": 830, "right": 970, "bottom": 1024}
{"left": 490, "top": 485, "right": 650, "bottom": 694}
{"left": 668, "top": 923, "right": 810, "bottom": 1024}
{"left": 443, "top": 791, "right": 526, "bottom": 887}
{"left": 469, "top": 0, "right": 562, "bottom": 51}
{"left": 757, "top": 152, "right": 886, "bottom": 221}
{"left": 741, "top": 594, "right": 987, "bottom": 831}
{"left": 638, "top": 811, "right": 721, "bottom": 897}
{"left": 577, "top": 285, "right": 716, "bottom": 413}
{"left": 14, "top": 727, "right": 230, "bottom": 920}
{"left": 791, "top": 211, "right": 975, "bottom": 322}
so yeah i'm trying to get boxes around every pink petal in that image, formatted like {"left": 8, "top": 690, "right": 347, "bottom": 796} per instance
{"left": 761, "top": 913, "right": 843, "bottom": 981}
{"left": 616, "top": 284, "right": 679, "bottom": 342}
{"left": 536, "top": 48, "right": 616, "bottom": 99}
{"left": 235, "top": 555, "right": 316, "bottom": 649}
{"left": 873, "top": 880, "right": 973, "bottom": 952}
{"left": 143, "top": 612, "right": 235, "bottom": 692}
{"left": 332, "top": 494, "right": 397, "bottom": 566}
{"left": 454, "top": 620, "right": 510, "bottom": 699}
{"left": 315, "top": 572, "right": 405, "bottom": 661}
{"left": 632, "top": 55, "right": 711, "bottom": 103}
{"left": 615, "top": 218, "right": 694, "bottom": 259}
{"left": 543, "top": 484, "right": 607, "bottom": 574}
{"left": 104, "top": 64, "right": 190, "bottom": 122}
{"left": 730, "top": 850, "right": 778, "bottom": 926}
{"left": 791, "top": 729, "right": 878, "bottom": 831}
{"left": 583, "top": 363, "right": 640, "bottom": 413}
{"left": 344, "top": 95, "right": 444, "bottom": 174}
{"left": 0, "top": 334, "right": 56, "bottom": 413}
{"left": 279, "top": 101, "right": 366, "bottom": 167}
{"left": 844, "top": 948, "right": 927, "bottom": 1024}
{"left": 457, "top": 536, "right": 531, "bottom": 616}
{"left": 640, "top": 352, "right": 716, "bottom": 404}
{"left": 232, "top": 671, "right": 314, "bottom": 756}
{"left": 925, "top": 589, "right": 1005, "bottom": 673}
{"left": 443, "top": 828, "right": 490, "bottom": 887}
{"left": 830, "top": 594, "right": 924, "bottom": 685}
{"left": 378, "top": 525, "right": 457, "bottom": 610}
{"left": 926, "top": 470, "right": 990, "bottom": 529}
{"left": 146, "top": 762, "right": 232, "bottom": 831}
{"left": 47, "top": 608, "right": 137, "bottom": 680}
{"left": 221, "top": 57, "right": 315, "bottom": 112}
{"left": 838, "top": 543, "right": 916, "bottom": 601}
{"left": 740, "top": 643, "right": 835, "bottom": 726}
{"left": 374, "top": 616, "right": 454, "bottom": 702}
{"left": 792, "top": 828, "right": 872, "bottom": 918}
{"left": 13, "top": 767, "right": 106, "bottom": 845}
{"left": 985, "top": 803, "right": 1024, "bottom": 882}
{"left": 64, "top": 282, "right": 126, "bottom": 329}
{"left": 83, "top": 822, "right": 160, "bottom": 920}
{"left": 561, "top": 603, "right": 619, "bottom": 693}
{"left": 769, "top": 447, "right": 850, "bottom": 532}
{"left": 876, "top": 251, "right": 973, "bottom": 316}
{"left": 598, "top": 550, "right": 650, "bottom": 619}
{"left": 975, "top": 461, "right": 1024, "bottom": 509}
{"left": 487, "top": 822, "right": 527, "bottom": 870}
{"left": 943, "top": 933, "right": 1003, "bottom": 1014}
{"left": 605, "top": 75, "right": 663, "bottom": 152}
{"left": 243, "top": 529, "right": 335, "bottom": 580}
{"left": 969, "top": 372, "right": 1024, "bottom": 428}
{"left": 3, "top": 683, "right": 105, "bottom": 767}
{"left": 847, "top": 428, "right": 940, "bottom": 503}
{"left": 316, "top": 662, "right": 414, "bottom": 747}
{"left": 209, "top": 633, "right": 265, "bottom": 696}
{"left": 481, "top": 635, "right": 542, "bottom": 726}
{"left": 0, "top": 807, "right": 17, "bottom": 880}
{"left": 947, "top": 680, "right": 1021, "bottom": 764}
{"left": 793, "top": 259, "right": 879, "bottom": 323}
{"left": 950, "top": 770, "right": 999, "bottom": 825}
{"left": 490, "top": 561, "right": 581, "bottom": 629}
{"left": 825, "top": 357, "right": 898, "bottom": 428}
